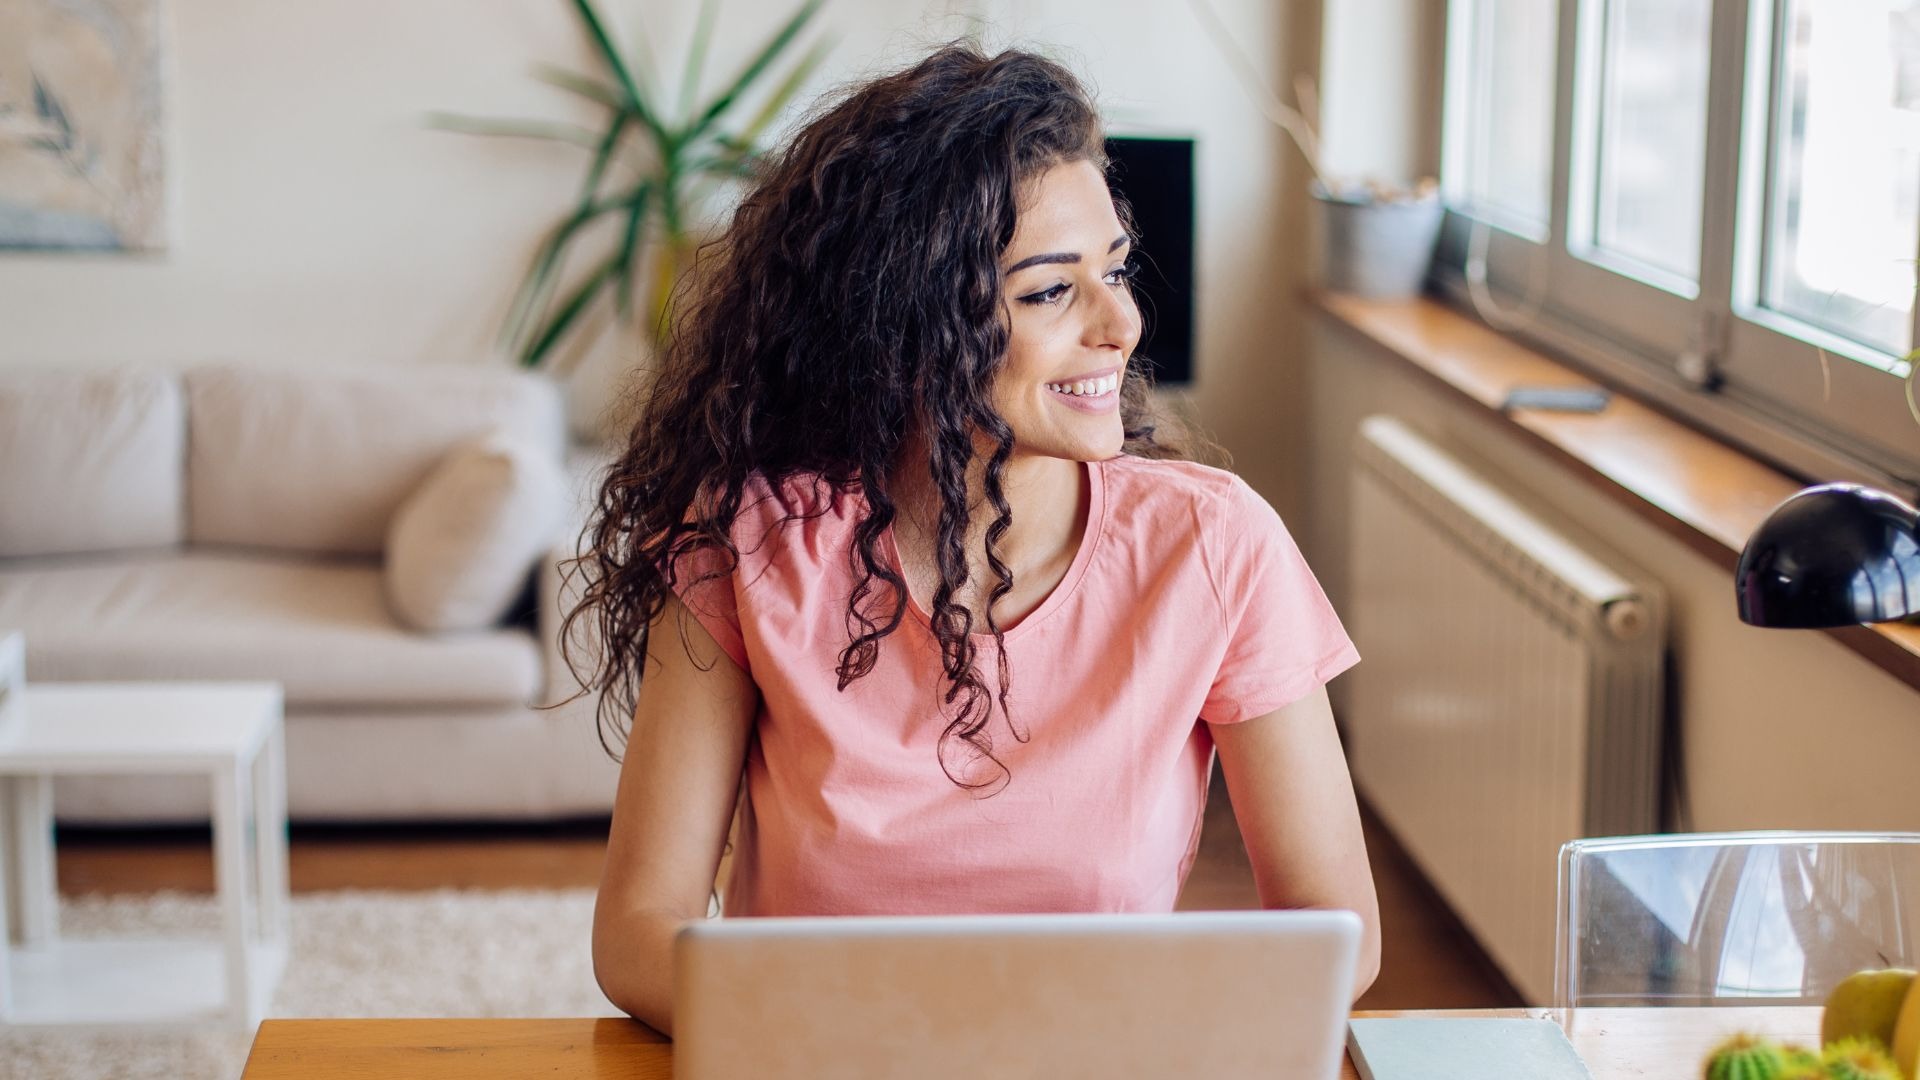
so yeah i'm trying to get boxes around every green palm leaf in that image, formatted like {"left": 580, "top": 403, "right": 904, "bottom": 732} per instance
{"left": 568, "top": 0, "right": 668, "bottom": 144}
{"left": 502, "top": 190, "right": 634, "bottom": 354}
{"left": 677, "top": 0, "right": 722, "bottom": 124}
{"left": 685, "top": 152, "right": 761, "bottom": 181}
{"left": 499, "top": 112, "right": 632, "bottom": 350}
{"left": 613, "top": 182, "right": 655, "bottom": 317}
{"left": 685, "top": 0, "right": 822, "bottom": 142}
{"left": 733, "top": 37, "right": 831, "bottom": 148}
{"left": 575, "top": 110, "right": 628, "bottom": 205}
{"left": 423, "top": 112, "right": 602, "bottom": 148}
{"left": 523, "top": 250, "right": 624, "bottom": 368}
{"left": 528, "top": 63, "right": 624, "bottom": 110}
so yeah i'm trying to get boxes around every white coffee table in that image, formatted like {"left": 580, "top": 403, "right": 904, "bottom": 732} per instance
{"left": 0, "top": 680, "right": 289, "bottom": 1031}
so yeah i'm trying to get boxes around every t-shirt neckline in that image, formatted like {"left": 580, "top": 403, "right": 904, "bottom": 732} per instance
{"left": 880, "top": 456, "right": 1108, "bottom": 644}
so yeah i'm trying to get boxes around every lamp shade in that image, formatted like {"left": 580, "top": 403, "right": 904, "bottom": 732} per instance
{"left": 1735, "top": 483, "right": 1920, "bottom": 628}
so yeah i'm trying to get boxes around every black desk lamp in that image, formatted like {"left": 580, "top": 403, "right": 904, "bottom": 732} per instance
{"left": 1735, "top": 483, "right": 1920, "bottom": 628}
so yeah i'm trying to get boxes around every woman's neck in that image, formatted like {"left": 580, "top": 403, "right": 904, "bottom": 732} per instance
{"left": 886, "top": 445, "right": 1086, "bottom": 585}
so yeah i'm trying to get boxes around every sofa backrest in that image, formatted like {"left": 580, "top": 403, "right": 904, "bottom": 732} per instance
{"left": 186, "top": 365, "right": 566, "bottom": 556}
{"left": 0, "top": 368, "right": 186, "bottom": 558}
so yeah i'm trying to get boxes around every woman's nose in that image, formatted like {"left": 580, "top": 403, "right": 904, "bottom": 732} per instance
{"left": 1086, "top": 276, "right": 1141, "bottom": 354}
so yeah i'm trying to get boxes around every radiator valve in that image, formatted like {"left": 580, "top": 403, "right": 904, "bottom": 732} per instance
{"left": 1603, "top": 599, "right": 1649, "bottom": 640}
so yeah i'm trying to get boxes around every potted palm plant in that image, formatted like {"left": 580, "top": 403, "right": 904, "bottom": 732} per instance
{"left": 432, "top": 0, "right": 828, "bottom": 422}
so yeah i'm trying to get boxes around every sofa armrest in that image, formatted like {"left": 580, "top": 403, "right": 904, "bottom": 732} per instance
{"left": 537, "top": 443, "right": 616, "bottom": 709}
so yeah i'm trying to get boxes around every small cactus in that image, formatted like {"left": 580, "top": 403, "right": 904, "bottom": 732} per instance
{"left": 1782, "top": 1044, "right": 1821, "bottom": 1068}
{"left": 1821, "top": 1036, "right": 1905, "bottom": 1080}
{"left": 1705, "top": 1034, "right": 1791, "bottom": 1080}
{"left": 1779, "top": 1043, "right": 1823, "bottom": 1079}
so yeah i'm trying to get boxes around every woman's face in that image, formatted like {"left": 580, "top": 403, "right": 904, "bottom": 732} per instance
{"left": 991, "top": 159, "right": 1141, "bottom": 464}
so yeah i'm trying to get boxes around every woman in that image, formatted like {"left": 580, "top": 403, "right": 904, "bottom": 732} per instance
{"left": 567, "top": 43, "right": 1380, "bottom": 1034}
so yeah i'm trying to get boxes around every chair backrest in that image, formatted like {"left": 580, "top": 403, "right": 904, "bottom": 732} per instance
{"left": 1555, "top": 832, "right": 1920, "bottom": 1009}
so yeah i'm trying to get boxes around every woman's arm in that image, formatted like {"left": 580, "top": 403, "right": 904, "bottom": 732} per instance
{"left": 1208, "top": 686, "right": 1382, "bottom": 1001}
{"left": 592, "top": 592, "right": 759, "bottom": 1035}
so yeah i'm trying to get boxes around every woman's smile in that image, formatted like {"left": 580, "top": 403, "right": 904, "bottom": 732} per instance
{"left": 1043, "top": 367, "right": 1122, "bottom": 414}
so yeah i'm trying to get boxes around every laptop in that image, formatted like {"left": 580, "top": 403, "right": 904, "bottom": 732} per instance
{"left": 673, "top": 909, "right": 1362, "bottom": 1079}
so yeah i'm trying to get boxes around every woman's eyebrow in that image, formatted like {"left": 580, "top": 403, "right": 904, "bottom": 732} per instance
{"left": 1005, "top": 234, "right": 1130, "bottom": 275}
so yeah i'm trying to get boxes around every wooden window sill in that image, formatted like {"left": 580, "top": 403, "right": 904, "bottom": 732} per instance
{"left": 1310, "top": 290, "right": 1920, "bottom": 695}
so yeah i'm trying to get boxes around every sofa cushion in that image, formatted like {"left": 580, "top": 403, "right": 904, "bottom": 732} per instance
{"left": 386, "top": 430, "right": 566, "bottom": 632}
{"left": 0, "top": 550, "right": 541, "bottom": 707}
{"left": 0, "top": 369, "right": 185, "bottom": 558}
{"left": 186, "top": 365, "right": 566, "bottom": 556}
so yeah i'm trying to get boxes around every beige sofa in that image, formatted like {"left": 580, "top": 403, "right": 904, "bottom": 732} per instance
{"left": 0, "top": 364, "right": 619, "bottom": 823}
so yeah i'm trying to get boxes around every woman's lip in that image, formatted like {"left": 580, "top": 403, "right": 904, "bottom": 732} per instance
{"left": 1046, "top": 381, "right": 1120, "bottom": 414}
{"left": 1048, "top": 364, "right": 1123, "bottom": 385}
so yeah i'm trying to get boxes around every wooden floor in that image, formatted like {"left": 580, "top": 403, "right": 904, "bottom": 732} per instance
{"left": 51, "top": 781, "right": 1521, "bottom": 1012}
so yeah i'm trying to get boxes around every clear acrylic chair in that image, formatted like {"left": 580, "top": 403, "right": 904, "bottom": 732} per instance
{"left": 1555, "top": 831, "right": 1920, "bottom": 1011}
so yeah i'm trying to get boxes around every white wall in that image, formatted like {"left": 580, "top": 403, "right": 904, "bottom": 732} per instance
{"left": 0, "top": 1, "right": 605, "bottom": 371}
{"left": 1317, "top": 0, "right": 1443, "bottom": 188}
{"left": 0, "top": 0, "right": 1313, "bottom": 508}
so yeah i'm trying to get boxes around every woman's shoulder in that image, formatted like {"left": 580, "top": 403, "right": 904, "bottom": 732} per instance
{"left": 1101, "top": 453, "right": 1261, "bottom": 516}
{"left": 722, "top": 469, "right": 867, "bottom": 564}
{"left": 736, "top": 469, "right": 862, "bottom": 521}
{"left": 1099, "top": 454, "right": 1290, "bottom": 577}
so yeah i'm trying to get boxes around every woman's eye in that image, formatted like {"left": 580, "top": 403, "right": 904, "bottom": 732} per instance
{"left": 1016, "top": 261, "right": 1135, "bottom": 306}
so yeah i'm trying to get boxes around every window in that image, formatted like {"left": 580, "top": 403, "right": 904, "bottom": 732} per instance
{"left": 1758, "top": 0, "right": 1919, "bottom": 359}
{"left": 1447, "top": 0, "right": 1559, "bottom": 234}
{"left": 1582, "top": 0, "right": 1713, "bottom": 288}
{"left": 1443, "top": 0, "right": 1920, "bottom": 486}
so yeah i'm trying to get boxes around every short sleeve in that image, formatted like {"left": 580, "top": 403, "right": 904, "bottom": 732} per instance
{"left": 1199, "top": 477, "right": 1360, "bottom": 724}
{"left": 663, "top": 536, "right": 751, "bottom": 673}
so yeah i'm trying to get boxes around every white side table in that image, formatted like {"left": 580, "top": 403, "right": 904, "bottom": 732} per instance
{"left": 0, "top": 681, "right": 289, "bottom": 1031}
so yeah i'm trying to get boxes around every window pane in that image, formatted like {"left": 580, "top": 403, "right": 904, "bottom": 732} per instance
{"left": 1591, "top": 0, "right": 1712, "bottom": 282}
{"left": 1763, "top": 0, "right": 1920, "bottom": 359}
{"left": 1458, "top": 0, "right": 1559, "bottom": 228}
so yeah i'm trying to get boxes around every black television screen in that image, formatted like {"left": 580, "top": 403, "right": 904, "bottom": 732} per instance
{"left": 1104, "top": 135, "right": 1195, "bottom": 387}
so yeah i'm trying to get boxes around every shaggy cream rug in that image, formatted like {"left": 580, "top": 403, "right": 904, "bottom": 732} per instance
{"left": 0, "top": 888, "right": 618, "bottom": 1080}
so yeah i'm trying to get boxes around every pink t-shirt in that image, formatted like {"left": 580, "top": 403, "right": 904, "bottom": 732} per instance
{"left": 671, "top": 453, "right": 1359, "bottom": 916}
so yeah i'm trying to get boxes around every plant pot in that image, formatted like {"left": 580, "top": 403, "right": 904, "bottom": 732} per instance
{"left": 1311, "top": 190, "right": 1445, "bottom": 299}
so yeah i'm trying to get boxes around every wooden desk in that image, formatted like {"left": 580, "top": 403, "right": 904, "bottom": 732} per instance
{"left": 240, "top": 1006, "right": 1821, "bottom": 1078}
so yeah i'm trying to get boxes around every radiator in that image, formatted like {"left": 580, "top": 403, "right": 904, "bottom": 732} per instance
{"left": 1346, "top": 415, "right": 1667, "bottom": 1004}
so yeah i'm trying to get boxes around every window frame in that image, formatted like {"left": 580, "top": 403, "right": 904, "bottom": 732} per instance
{"left": 1548, "top": 0, "right": 1705, "bottom": 367}
{"left": 1435, "top": 0, "right": 1920, "bottom": 494}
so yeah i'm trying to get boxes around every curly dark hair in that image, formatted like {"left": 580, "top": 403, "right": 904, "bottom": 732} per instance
{"left": 561, "top": 42, "right": 1222, "bottom": 794}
